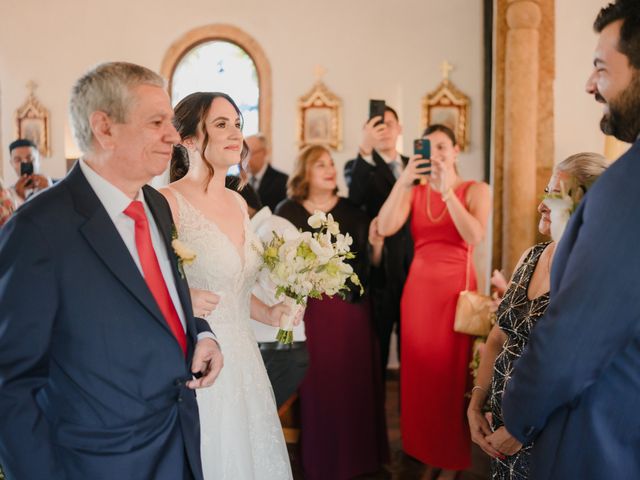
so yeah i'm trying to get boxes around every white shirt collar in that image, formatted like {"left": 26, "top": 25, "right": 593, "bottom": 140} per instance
{"left": 252, "top": 162, "right": 269, "bottom": 182}
{"left": 79, "top": 159, "right": 145, "bottom": 221}
{"left": 375, "top": 150, "right": 401, "bottom": 165}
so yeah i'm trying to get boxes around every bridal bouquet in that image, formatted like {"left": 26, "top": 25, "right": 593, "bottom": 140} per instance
{"left": 260, "top": 210, "right": 363, "bottom": 344}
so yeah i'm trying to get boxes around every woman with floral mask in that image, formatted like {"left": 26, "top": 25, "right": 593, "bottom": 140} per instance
{"left": 467, "top": 152, "right": 607, "bottom": 480}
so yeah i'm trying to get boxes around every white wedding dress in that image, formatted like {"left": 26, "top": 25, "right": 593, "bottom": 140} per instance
{"left": 170, "top": 188, "right": 292, "bottom": 480}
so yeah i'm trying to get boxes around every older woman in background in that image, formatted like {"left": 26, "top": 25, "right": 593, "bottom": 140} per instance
{"left": 467, "top": 152, "right": 608, "bottom": 480}
{"left": 275, "top": 144, "right": 388, "bottom": 480}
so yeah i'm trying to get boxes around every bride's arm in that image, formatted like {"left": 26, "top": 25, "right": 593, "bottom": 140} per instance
{"left": 250, "top": 295, "right": 297, "bottom": 327}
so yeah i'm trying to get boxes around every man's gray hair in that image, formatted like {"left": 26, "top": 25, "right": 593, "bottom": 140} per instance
{"left": 69, "top": 62, "right": 165, "bottom": 154}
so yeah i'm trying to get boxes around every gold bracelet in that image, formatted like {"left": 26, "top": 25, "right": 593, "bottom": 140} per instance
{"left": 471, "top": 385, "right": 488, "bottom": 395}
{"left": 441, "top": 188, "right": 453, "bottom": 202}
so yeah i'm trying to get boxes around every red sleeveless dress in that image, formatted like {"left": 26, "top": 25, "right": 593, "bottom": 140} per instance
{"left": 400, "top": 181, "right": 474, "bottom": 470}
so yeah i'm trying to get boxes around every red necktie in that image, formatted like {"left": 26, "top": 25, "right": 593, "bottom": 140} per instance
{"left": 124, "top": 201, "right": 187, "bottom": 356}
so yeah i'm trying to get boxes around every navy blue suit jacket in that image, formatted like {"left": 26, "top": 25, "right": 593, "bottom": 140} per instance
{"left": 0, "top": 164, "right": 210, "bottom": 479}
{"left": 502, "top": 141, "right": 640, "bottom": 479}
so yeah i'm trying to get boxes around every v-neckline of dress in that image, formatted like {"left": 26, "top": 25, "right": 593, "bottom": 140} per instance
{"left": 172, "top": 188, "right": 248, "bottom": 270}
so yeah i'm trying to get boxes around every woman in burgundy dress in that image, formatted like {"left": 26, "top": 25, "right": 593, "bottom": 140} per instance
{"left": 275, "top": 145, "right": 388, "bottom": 480}
{"left": 378, "top": 125, "right": 491, "bottom": 480}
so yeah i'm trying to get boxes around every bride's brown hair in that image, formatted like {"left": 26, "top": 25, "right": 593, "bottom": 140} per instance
{"left": 170, "top": 92, "right": 249, "bottom": 190}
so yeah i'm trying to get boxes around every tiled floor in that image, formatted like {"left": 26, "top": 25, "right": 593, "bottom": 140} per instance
{"left": 288, "top": 370, "right": 490, "bottom": 480}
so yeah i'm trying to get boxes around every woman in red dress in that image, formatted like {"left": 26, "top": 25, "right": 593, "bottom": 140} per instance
{"left": 378, "top": 124, "right": 491, "bottom": 479}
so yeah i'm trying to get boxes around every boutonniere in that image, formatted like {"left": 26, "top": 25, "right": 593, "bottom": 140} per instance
{"left": 171, "top": 225, "right": 196, "bottom": 279}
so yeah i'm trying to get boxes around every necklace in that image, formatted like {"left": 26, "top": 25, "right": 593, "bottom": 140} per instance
{"left": 305, "top": 195, "right": 338, "bottom": 212}
{"left": 425, "top": 183, "right": 449, "bottom": 223}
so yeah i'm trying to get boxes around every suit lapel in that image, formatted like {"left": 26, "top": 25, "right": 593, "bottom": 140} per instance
{"left": 143, "top": 187, "right": 198, "bottom": 347}
{"left": 258, "top": 165, "right": 273, "bottom": 197}
{"left": 66, "top": 165, "right": 174, "bottom": 339}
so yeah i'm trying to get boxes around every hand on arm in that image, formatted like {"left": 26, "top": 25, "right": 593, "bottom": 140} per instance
{"left": 189, "top": 288, "right": 220, "bottom": 318}
{"left": 377, "top": 155, "right": 429, "bottom": 236}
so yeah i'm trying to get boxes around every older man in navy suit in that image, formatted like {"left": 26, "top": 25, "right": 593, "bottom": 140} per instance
{"left": 501, "top": 2, "right": 640, "bottom": 479}
{"left": 0, "top": 62, "right": 223, "bottom": 479}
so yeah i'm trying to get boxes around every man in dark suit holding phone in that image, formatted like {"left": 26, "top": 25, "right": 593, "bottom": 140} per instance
{"left": 7, "top": 138, "right": 52, "bottom": 207}
{"left": 344, "top": 104, "right": 413, "bottom": 376}
{"left": 0, "top": 62, "right": 223, "bottom": 480}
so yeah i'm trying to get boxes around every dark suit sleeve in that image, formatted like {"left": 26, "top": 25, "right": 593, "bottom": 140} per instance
{"left": 502, "top": 187, "right": 640, "bottom": 444}
{"left": 345, "top": 155, "right": 375, "bottom": 208}
{"left": 0, "top": 214, "right": 64, "bottom": 478}
{"left": 194, "top": 317, "right": 212, "bottom": 335}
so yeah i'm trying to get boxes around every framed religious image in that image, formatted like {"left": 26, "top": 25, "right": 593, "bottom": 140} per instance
{"left": 421, "top": 76, "right": 470, "bottom": 151}
{"left": 15, "top": 86, "right": 51, "bottom": 157}
{"left": 298, "top": 81, "right": 342, "bottom": 150}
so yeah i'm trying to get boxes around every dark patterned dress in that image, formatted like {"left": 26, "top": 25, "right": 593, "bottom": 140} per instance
{"left": 488, "top": 242, "right": 552, "bottom": 479}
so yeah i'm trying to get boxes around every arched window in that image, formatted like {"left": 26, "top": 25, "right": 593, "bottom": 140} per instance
{"left": 161, "top": 24, "right": 272, "bottom": 144}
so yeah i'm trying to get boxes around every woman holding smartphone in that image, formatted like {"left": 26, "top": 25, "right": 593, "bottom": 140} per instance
{"left": 377, "top": 124, "right": 491, "bottom": 480}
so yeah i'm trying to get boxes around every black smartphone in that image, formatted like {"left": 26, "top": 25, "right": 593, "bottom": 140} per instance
{"left": 369, "top": 99, "right": 386, "bottom": 126}
{"left": 20, "top": 161, "right": 34, "bottom": 176}
{"left": 413, "top": 139, "right": 431, "bottom": 185}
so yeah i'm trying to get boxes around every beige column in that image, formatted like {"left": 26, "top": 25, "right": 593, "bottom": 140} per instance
{"left": 502, "top": 0, "right": 542, "bottom": 274}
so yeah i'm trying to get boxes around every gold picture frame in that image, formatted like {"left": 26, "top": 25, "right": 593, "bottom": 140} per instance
{"left": 422, "top": 65, "right": 470, "bottom": 151}
{"left": 297, "top": 80, "right": 342, "bottom": 151}
{"left": 15, "top": 84, "right": 50, "bottom": 157}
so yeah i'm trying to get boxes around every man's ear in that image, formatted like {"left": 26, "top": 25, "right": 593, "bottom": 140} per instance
{"left": 89, "top": 111, "right": 116, "bottom": 151}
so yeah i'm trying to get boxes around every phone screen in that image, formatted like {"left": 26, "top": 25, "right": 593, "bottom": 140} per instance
{"left": 413, "top": 139, "right": 431, "bottom": 165}
{"left": 20, "top": 161, "right": 34, "bottom": 176}
{"left": 369, "top": 99, "right": 386, "bottom": 126}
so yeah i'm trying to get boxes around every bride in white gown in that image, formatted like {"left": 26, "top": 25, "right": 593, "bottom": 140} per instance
{"left": 160, "top": 92, "right": 293, "bottom": 480}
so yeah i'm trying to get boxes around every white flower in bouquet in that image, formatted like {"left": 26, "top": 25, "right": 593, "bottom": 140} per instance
{"left": 258, "top": 210, "right": 364, "bottom": 344}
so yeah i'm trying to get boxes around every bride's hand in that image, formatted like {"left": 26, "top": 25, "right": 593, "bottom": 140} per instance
{"left": 264, "top": 302, "right": 291, "bottom": 327}
{"left": 190, "top": 288, "right": 220, "bottom": 318}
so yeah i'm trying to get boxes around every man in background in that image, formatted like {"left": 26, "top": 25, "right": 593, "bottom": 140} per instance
{"left": 246, "top": 133, "right": 288, "bottom": 211}
{"left": 8, "top": 139, "right": 52, "bottom": 206}
{"left": 344, "top": 106, "right": 413, "bottom": 377}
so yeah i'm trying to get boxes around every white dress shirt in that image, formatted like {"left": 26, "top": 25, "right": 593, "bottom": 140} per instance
{"left": 79, "top": 160, "right": 190, "bottom": 332}
{"left": 249, "top": 162, "right": 268, "bottom": 192}
{"left": 249, "top": 207, "right": 307, "bottom": 343}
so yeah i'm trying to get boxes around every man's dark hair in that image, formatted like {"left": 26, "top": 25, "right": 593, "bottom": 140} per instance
{"left": 9, "top": 139, "right": 37, "bottom": 153}
{"left": 594, "top": 1, "right": 640, "bottom": 68}
{"left": 384, "top": 105, "right": 399, "bottom": 122}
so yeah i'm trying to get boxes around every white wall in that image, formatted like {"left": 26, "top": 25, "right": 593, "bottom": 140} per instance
{"left": 0, "top": 0, "right": 485, "bottom": 189}
{"left": 554, "top": 0, "right": 610, "bottom": 164}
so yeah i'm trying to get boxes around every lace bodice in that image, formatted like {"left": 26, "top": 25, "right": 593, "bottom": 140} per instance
{"left": 171, "top": 188, "right": 262, "bottom": 333}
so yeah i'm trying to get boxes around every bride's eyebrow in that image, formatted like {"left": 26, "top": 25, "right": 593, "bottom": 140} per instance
{"left": 209, "top": 116, "right": 240, "bottom": 123}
